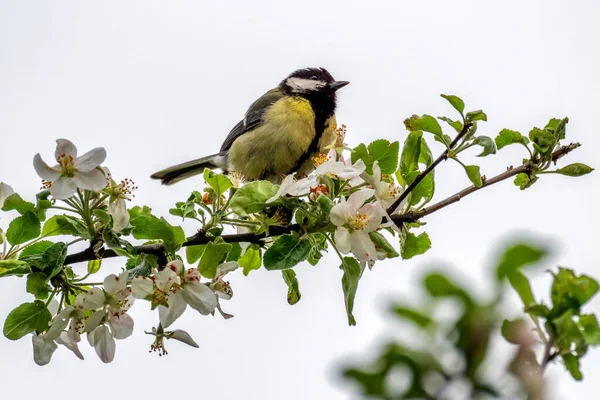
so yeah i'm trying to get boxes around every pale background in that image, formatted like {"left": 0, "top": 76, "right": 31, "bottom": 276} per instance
{"left": 0, "top": 1, "right": 598, "bottom": 399}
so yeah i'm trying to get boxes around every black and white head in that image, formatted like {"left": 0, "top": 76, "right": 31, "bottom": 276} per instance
{"left": 280, "top": 67, "right": 349, "bottom": 96}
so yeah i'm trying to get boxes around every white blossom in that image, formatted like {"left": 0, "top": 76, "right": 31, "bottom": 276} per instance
{"left": 0, "top": 182, "right": 14, "bottom": 208}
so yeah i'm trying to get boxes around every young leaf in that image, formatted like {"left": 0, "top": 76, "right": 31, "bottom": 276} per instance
{"left": 400, "top": 232, "right": 431, "bottom": 260}
{"left": 369, "top": 232, "right": 399, "bottom": 259}
{"left": 1, "top": 193, "right": 35, "bottom": 215}
{"left": 226, "top": 242, "right": 243, "bottom": 262}
{"left": 40, "top": 242, "right": 67, "bottom": 278}
{"left": 340, "top": 257, "right": 362, "bottom": 326}
{"left": 529, "top": 127, "right": 556, "bottom": 153}
{"left": 6, "top": 212, "right": 41, "bottom": 246}
{"left": 126, "top": 253, "right": 158, "bottom": 277}
{"left": 239, "top": 244, "right": 262, "bottom": 276}
{"left": 507, "top": 270, "right": 536, "bottom": 306}
{"left": 87, "top": 259, "right": 102, "bottom": 275}
{"left": 352, "top": 140, "right": 399, "bottom": 175}
{"left": 579, "top": 314, "right": 600, "bottom": 345}
{"left": 282, "top": 269, "right": 301, "bottom": 305}
{"left": 0, "top": 260, "right": 31, "bottom": 278}
{"left": 514, "top": 173, "right": 537, "bottom": 190}
{"left": 495, "top": 129, "right": 528, "bottom": 150}
{"left": 423, "top": 272, "right": 473, "bottom": 306}
{"left": 128, "top": 206, "right": 185, "bottom": 253}
{"left": 438, "top": 116, "right": 463, "bottom": 133}
{"left": 3, "top": 301, "right": 51, "bottom": 340}
{"left": 263, "top": 232, "right": 312, "bottom": 270}
{"left": 464, "top": 165, "right": 483, "bottom": 187}
{"left": 391, "top": 306, "right": 434, "bottom": 327}
{"left": 26, "top": 272, "right": 50, "bottom": 299}
{"left": 198, "top": 240, "right": 233, "bottom": 278}
{"left": 474, "top": 136, "right": 496, "bottom": 157}
{"left": 229, "top": 181, "right": 279, "bottom": 216}
{"left": 42, "top": 215, "right": 86, "bottom": 237}
{"left": 404, "top": 114, "right": 443, "bottom": 138}
{"left": 465, "top": 110, "right": 487, "bottom": 122}
{"left": 562, "top": 353, "right": 583, "bottom": 381}
{"left": 440, "top": 94, "right": 465, "bottom": 115}
{"left": 495, "top": 243, "right": 547, "bottom": 280}
{"left": 551, "top": 268, "right": 599, "bottom": 311}
{"left": 186, "top": 245, "right": 206, "bottom": 264}
{"left": 399, "top": 131, "right": 422, "bottom": 177}
{"left": 203, "top": 169, "right": 233, "bottom": 196}
{"left": 556, "top": 163, "right": 594, "bottom": 177}
{"left": 525, "top": 304, "right": 551, "bottom": 318}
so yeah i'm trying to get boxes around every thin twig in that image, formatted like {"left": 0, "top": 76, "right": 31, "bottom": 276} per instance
{"left": 63, "top": 143, "right": 581, "bottom": 266}
{"left": 386, "top": 122, "right": 473, "bottom": 216}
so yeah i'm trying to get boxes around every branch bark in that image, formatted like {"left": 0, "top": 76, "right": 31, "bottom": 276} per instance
{"left": 63, "top": 142, "right": 581, "bottom": 266}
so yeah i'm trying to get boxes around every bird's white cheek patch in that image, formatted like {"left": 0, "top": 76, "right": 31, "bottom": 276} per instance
{"left": 286, "top": 77, "right": 327, "bottom": 92}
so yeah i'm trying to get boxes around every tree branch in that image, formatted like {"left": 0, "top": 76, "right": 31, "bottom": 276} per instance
{"left": 63, "top": 142, "right": 581, "bottom": 266}
{"left": 385, "top": 122, "right": 473, "bottom": 216}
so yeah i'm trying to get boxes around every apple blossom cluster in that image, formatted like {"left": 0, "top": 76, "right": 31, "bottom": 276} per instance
{"left": 0, "top": 94, "right": 592, "bottom": 367}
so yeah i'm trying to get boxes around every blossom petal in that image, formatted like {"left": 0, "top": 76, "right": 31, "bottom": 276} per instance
{"left": 131, "top": 276, "right": 153, "bottom": 299}
{"left": 182, "top": 283, "right": 218, "bottom": 315}
{"left": 334, "top": 227, "right": 352, "bottom": 254}
{"left": 350, "top": 230, "right": 378, "bottom": 262}
{"left": 88, "top": 325, "right": 115, "bottom": 363}
{"left": 287, "top": 176, "right": 317, "bottom": 196}
{"left": 56, "top": 331, "right": 84, "bottom": 360}
{"left": 169, "top": 329, "right": 199, "bottom": 348}
{"left": 85, "top": 310, "right": 105, "bottom": 333}
{"left": 75, "top": 147, "right": 107, "bottom": 172}
{"left": 358, "top": 203, "right": 383, "bottom": 232}
{"left": 214, "top": 261, "right": 239, "bottom": 281}
{"left": 330, "top": 201, "right": 351, "bottom": 227}
{"left": 32, "top": 333, "right": 58, "bottom": 366}
{"left": 33, "top": 154, "right": 61, "bottom": 182}
{"left": 107, "top": 312, "right": 134, "bottom": 340}
{"left": 346, "top": 189, "right": 375, "bottom": 213}
{"left": 167, "top": 260, "right": 184, "bottom": 275}
{"left": 267, "top": 174, "right": 295, "bottom": 203}
{"left": 109, "top": 198, "right": 130, "bottom": 232}
{"left": 74, "top": 169, "right": 107, "bottom": 192}
{"left": 154, "top": 268, "right": 180, "bottom": 292}
{"left": 80, "top": 287, "right": 105, "bottom": 310}
{"left": 336, "top": 160, "right": 367, "bottom": 180}
{"left": 55, "top": 139, "right": 78, "bottom": 160}
{"left": 49, "top": 176, "right": 78, "bottom": 199}
{"left": 46, "top": 305, "right": 74, "bottom": 340}
{"left": 0, "top": 182, "right": 14, "bottom": 208}
{"left": 103, "top": 271, "right": 128, "bottom": 295}
{"left": 159, "top": 291, "right": 187, "bottom": 328}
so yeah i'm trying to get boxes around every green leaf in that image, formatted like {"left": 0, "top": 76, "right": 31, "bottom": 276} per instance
{"left": 42, "top": 215, "right": 86, "bottom": 237}
{"left": 579, "top": 314, "right": 600, "bottom": 345}
{"left": 551, "top": 267, "right": 599, "bottom": 311}
{"left": 556, "top": 163, "right": 594, "bottom": 177}
{"left": 35, "top": 191, "right": 52, "bottom": 221}
{"left": 525, "top": 304, "right": 551, "bottom": 318}
{"left": 0, "top": 259, "right": 31, "bottom": 278}
{"left": 169, "top": 200, "right": 197, "bottom": 220}
{"left": 1, "top": 193, "right": 35, "bottom": 215}
{"left": 464, "top": 165, "right": 482, "bottom": 187}
{"left": 186, "top": 245, "right": 206, "bottom": 264}
{"left": 18, "top": 241, "right": 54, "bottom": 268}
{"left": 465, "top": 109, "right": 487, "bottom": 122}
{"left": 340, "top": 257, "right": 361, "bottom": 326}
{"left": 507, "top": 270, "right": 536, "bottom": 306}
{"left": 102, "top": 228, "right": 134, "bottom": 258}
{"left": 6, "top": 212, "right": 41, "bottom": 245}
{"left": 128, "top": 206, "right": 185, "bottom": 253}
{"left": 369, "top": 231, "right": 399, "bottom": 258}
{"left": 404, "top": 114, "right": 443, "bottom": 138}
{"left": 440, "top": 94, "right": 465, "bottom": 114}
{"left": 562, "top": 353, "right": 583, "bottom": 381}
{"left": 239, "top": 244, "right": 262, "bottom": 276}
{"left": 263, "top": 232, "right": 312, "bottom": 271}
{"left": 501, "top": 319, "right": 526, "bottom": 344}
{"left": 203, "top": 169, "right": 233, "bottom": 196}
{"left": 367, "top": 140, "right": 400, "bottom": 174}
{"left": 3, "top": 301, "right": 51, "bottom": 340}
{"left": 87, "top": 259, "right": 101, "bottom": 275}
{"left": 423, "top": 272, "right": 473, "bottom": 306}
{"left": 391, "top": 306, "right": 434, "bottom": 327}
{"left": 495, "top": 129, "right": 528, "bottom": 151}
{"left": 514, "top": 173, "right": 537, "bottom": 190}
{"left": 229, "top": 181, "right": 279, "bottom": 216}
{"left": 400, "top": 232, "right": 431, "bottom": 260}
{"left": 438, "top": 116, "right": 463, "bottom": 133}
{"left": 198, "top": 239, "right": 232, "bottom": 278}
{"left": 126, "top": 253, "right": 158, "bottom": 277}
{"left": 474, "top": 136, "right": 496, "bottom": 157}
{"left": 282, "top": 269, "right": 301, "bottom": 305}
{"left": 529, "top": 127, "right": 556, "bottom": 153}
{"left": 39, "top": 242, "right": 67, "bottom": 278}
{"left": 226, "top": 242, "right": 243, "bottom": 262}
{"left": 399, "top": 131, "right": 422, "bottom": 177}
{"left": 26, "top": 272, "right": 50, "bottom": 299}
{"left": 496, "top": 243, "right": 547, "bottom": 280}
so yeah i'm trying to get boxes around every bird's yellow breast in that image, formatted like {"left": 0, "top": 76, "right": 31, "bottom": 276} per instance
{"left": 228, "top": 96, "right": 321, "bottom": 180}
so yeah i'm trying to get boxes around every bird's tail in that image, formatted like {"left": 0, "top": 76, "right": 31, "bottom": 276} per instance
{"left": 150, "top": 153, "right": 227, "bottom": 185}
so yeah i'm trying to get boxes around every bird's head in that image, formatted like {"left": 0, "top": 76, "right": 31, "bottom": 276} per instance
{"left": 280, "top": 67, "right": 349, "bottom": 96}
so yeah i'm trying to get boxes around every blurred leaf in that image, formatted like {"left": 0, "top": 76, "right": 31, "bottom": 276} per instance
{"left": 507, "top": 270, "right": 536, "bottom": 306}
{"left": 525, "top": 304, "right": 551, "bottom": 318}
{"left": 579, "top": 314, "right": 600, "bottom": 345}
{"left": 501, "top": 319, "right": 526, "bottom": 344}
{"left": 126, "top": 253, "right": 157, "bottom": 277}
{"left": 263, "top": 232, "right": 311, "bottom": 271}
{"left": 282, "top": 269, "right": 301, "bottom": 305}
{"left": 400, "top": 232, "right": 431, "bottom": 260}
{"left": 391, "top": 305, "right": 433, "bottom": 327}
{"left": 495, "top": 129, "right": 529, "bottom": 150}
{"left": 423, "top": 272, "right": 473, "bottom": 305}
{"left": 496, "top": 243, "right": 547, "bottom": 280}
{"left": 440, "top": 94, "right": 465, "bottom": 114}
{"left": 551, "top": 267, "right": 599, "bottom": 312}
{"left": 474, "top": 136, "right": 497, "bottom": 157}
{"left": 562, "top": 353, "right": 583, "bottom": 381}
{"left": 226, "top": 242, "right": 242, "bottom": 262}
{"left": 238, "top": 244, "right": 262, "bottom": 276}
{"left": 556, "top": 163, "right": 594, "bottom": 177}
{"left": 340, "top": 257, "right": 362, "bottom": 326}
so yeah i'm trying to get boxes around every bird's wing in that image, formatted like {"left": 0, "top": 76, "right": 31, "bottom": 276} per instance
{"left": 220, "top": 88, "right": 284, "bottom": 152}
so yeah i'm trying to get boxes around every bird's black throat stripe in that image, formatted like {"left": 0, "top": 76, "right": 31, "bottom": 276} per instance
{"left": 289, "top": 91, "right": 337, "bottom": 173}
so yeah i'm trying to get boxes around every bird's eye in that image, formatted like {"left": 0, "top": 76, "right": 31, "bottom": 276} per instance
{"left": 310, "top": 75, "right": 318, "bottom": 80}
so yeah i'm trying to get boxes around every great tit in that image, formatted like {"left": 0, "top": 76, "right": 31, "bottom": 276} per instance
{"left": 150, "top": 67, "right": 349, "bottom": 184}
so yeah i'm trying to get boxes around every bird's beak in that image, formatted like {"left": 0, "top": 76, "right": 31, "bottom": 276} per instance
{"left": 329, "top": 80, "right": 350, "bottom": 91}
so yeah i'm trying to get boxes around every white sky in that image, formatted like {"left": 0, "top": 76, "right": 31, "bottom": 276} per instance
{"left": 0, "top": 1, "right": 598, "bottom": 399}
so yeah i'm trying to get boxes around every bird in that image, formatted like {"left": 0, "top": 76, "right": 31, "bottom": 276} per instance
{"left": 150, "top": 67, "right": 349, "bottom": 185}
